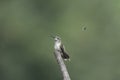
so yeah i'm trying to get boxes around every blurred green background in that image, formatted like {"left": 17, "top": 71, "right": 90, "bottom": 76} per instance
{"left": 0, "top": 0, "right": 120, "bottom": 80}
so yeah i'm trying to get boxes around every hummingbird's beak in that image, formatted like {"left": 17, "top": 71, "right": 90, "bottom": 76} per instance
{"left": 50, "top": 35, "right": 55, "bottom": 38}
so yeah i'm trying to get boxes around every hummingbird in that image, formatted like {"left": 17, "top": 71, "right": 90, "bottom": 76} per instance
{"left": 52, "top": 36, "right": 70, "bottom": 60}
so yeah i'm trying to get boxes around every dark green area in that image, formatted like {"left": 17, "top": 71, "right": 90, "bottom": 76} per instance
{"left": 0, "top": 0, "right": 120, "bottom": 80}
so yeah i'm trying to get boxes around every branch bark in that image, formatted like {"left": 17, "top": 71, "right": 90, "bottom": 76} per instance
{"left": 54, "top": 50, "right": 71, "bottom": 80}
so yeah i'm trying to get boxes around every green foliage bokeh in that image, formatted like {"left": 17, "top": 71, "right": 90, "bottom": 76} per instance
{"left": 0, "top": 0, "right": 120, "bottom": 80}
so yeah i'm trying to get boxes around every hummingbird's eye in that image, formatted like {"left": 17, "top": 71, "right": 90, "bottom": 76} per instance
{"left": 57, "top": 37, "right": 61, "bottom": 40}
{"left": 55, "top": 36, "right": 61, "bottom": 40}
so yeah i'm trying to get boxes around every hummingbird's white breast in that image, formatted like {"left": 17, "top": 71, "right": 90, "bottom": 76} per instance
{"left": 54, "top": 41, "right": 61, "bottom": 50}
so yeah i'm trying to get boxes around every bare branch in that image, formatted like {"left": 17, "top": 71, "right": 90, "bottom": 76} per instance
{"left": 54, "top": 50, "right": 71, "bottom": 80}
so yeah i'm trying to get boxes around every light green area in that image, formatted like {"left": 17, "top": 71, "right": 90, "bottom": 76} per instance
{"left": 0, "top": 0, "right": 120, "bottom": 80}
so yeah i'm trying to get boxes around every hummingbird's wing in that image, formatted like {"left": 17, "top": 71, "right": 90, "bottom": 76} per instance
{"left": 60, "top": 44, "right": 69, "bottom": 59}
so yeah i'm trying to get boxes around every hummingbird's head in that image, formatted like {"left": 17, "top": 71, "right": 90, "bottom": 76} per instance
{"left": 54, "top": 36, "right": 61, "bottom": 41}
{"left": 51, "top": 35, "right": 61, "bottom": 41}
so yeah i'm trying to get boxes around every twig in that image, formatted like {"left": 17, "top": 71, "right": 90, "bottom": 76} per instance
{"left": 54, "top": 50, "right": 71, "bottom": 80}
